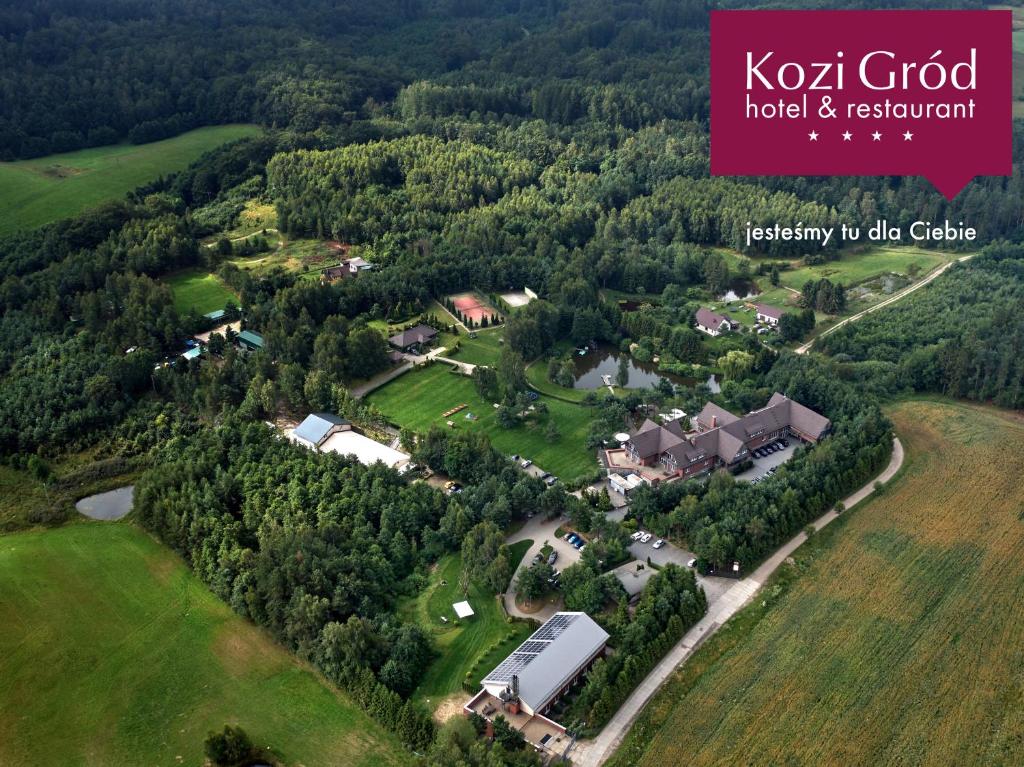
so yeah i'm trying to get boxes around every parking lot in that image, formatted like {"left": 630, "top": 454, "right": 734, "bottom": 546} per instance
{"left": 733, "top": 440, "right": 798, "bottom": 482}
{"left": 626, "top": 534, "right": 734, "bottom": 603}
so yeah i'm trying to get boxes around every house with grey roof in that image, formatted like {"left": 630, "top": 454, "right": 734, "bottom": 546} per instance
{"left": 756, "top": 303, "right": 784, "bottom": 325}
{"left": 465, "top": 612, "right": 608, "bottom": 749}
{"left": 291, "top": 413, "right": 352, "bottom": 451}
{"left": 695, "top": 307, "right": 732, "bottom": 336}
{"left": 388, "top": 324, "right": 437, "bottom": 352}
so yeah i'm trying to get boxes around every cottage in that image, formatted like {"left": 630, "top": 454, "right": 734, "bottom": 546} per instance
{"left": 755, "top": 303, "right": 784, "bottom": 326}
{"left": 291, "top": 413, "right": 352, "bottom": 451}
{"left": 695, "top": 307, "right": 732, "bottom": 336}
{"left": 321, "top": 256, "right": 375, "bottom": 284}
{"left": 388, "top": 324, "right": 438, "bottom": 353}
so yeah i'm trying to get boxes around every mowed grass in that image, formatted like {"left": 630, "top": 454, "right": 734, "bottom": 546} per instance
{"left": 611, "top": 399, "right": 1024, "bottom": 767}
{"left": 368, "top": 363, "right": 596, "bottom": 479}
{"left": 447, "top": 330, "right": 505, "bottom": 367}
{"left": 402, "top": 540, "right": 534, "bottom": 707}
{"left": 167, "top": 268, "right": 239, "bottom": 315}
{"left": 0, "top": 125, "right": 261, "bottom": 236}
{"left": 0, "top": 523, "right": 409, "bottom": 767}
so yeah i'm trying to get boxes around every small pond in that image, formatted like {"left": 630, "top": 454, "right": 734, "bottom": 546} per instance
{"left": 717, "top": 278, "right": 760, "bottom": 303}
{"left": 572, "top": 346, "right": 720, "bottom": 392}
{"left": 75, "top": 486, "right": 134, "bottom": 521}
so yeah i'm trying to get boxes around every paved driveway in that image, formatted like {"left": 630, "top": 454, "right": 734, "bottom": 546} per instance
{"left": 504, "top": 514, "right": 582, "bottom": 620}
{"left": 627, "top": 536, "right": 734, "bottom": 604}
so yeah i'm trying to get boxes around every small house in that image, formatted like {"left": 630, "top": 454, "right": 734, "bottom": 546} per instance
{"left": 236, "top": 329, "right": 265, "bottom": 353}
{"left": 695, "top": 307, "right": 732, "bottom": 337}
{"left": 755, "top": 303, "right": 784, "bottom": 326}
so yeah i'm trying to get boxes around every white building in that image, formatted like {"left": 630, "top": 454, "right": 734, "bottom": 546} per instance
{"left": 289, "top": 412, "right": 410, "bottom": 470}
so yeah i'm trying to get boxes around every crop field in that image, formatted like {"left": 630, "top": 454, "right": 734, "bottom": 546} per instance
{"left": 367, "top": 363, "right": 596, "bottom": 478}
{"left": 400, "top": 540, "right": 534, "bottom": 708}
{"left": 610, "top": 399, "right": 1024, "bottom": 767}
{"left": 0, "top": 125, "right": 261, "bottom": 236}
{"left": 167, "top": 268, "right": 239, "bottom": 315}
{"left": 0, "top": 523, "right": 407, "bottom": 767}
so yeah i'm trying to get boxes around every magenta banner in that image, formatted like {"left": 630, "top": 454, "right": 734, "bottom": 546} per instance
{"left": 710, "top": 10, "right": 1012, "bottom": 200}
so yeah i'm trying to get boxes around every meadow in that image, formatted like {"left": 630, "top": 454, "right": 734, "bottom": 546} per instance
{"left": 399, "top": 540, "right": 534, "bottom": 708}
{"left": 167, "top": 268, "right": 239, "bottom": 315}
{"left": 610, "top": 399, "right": 1024, "bottom": 767}
{"left": 0, "top": 125, "right": 261, "bottom": 236}
{"left": 0, "top": 523, "right": 408, "bottom": 767}
{"left": 367, "top": 363, "right": 596, "bottom": 479}
{"left": 750, "top": 246, "right": 953, "bottom": 310}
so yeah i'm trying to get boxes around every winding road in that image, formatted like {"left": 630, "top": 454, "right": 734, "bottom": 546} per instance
{"left": 795, "top": 254, "right": 975, "bottom": 354}
{"left": 572, "top": 436, "right": 906, "bottom": 767}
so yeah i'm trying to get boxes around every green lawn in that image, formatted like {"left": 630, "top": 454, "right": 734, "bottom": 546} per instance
{"left": 367, "top": 363, "right": 597, "bottom": 479}
{"left": 447, "top": 330, "right": 506, "bottom": 366}
{"left": 0, "top": 125, "right": 261, "bottom": 236}
{"left": 403, "top": 540, "right": 535, "bottom": 707}
{"left": 0, "top": 523, "right": 408, "bottom": 767}
{"left": 167, "top": 268, "right": 239, "bottom": 315}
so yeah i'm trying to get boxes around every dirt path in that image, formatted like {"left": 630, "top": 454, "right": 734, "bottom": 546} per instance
{"left": 796, "top": 254, "right": 974, "bottom": 354}
{"left": 572, "top": 436, "right": 905, "bottom": 767}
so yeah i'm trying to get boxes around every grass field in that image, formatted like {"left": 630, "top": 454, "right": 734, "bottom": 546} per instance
{"left": 402, "top": 540, "right": 534, "bottom": 707}
{"left": 0, "top": 523, "right": 408, "bottom": 767}
{"left": 0, "top": 125, "right": 261, "bottom": 236}
{"left": 167, "top": 268, "right": 239, "bottom": 315}
{"left": 447, "top": 330, "right": 505, "bottom": 367}
{"left": 367, "top": 363, "right": 596, "bottom": 478}
{"left": 751, "top": 246, "right": 954, "bottom": 310}
{"left": 610, "top": 399, "right": 1024, "bottom": 767}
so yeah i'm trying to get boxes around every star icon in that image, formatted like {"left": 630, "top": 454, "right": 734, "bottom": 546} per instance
{"left": 903, "top": 131, "right": 913, "bottom": 141}
{"left": 872, "top": 131, "right": 882, "bottom": 141}
{"left": 808, "top": 130, "right": 819, "bottom": 142}
{"left": 842, "top": 131, "right": 853, "bottom": 141}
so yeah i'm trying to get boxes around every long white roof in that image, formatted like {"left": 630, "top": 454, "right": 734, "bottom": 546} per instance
{"left": 482, "top": 612, "right": 608, "bottom": 713}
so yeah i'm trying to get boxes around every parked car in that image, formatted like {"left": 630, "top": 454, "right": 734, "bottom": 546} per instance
{"left": 547, "top": 550, "right": 558, "bottom": 566}
{"left": 630, "top": 531, "right": 643, "bottom": 541}
{"left": 511, "top": 454, "right": 520, "bottom": 462}
{"left": 539, "top": 471, "right": 551, "bottom": 480}
{"left": 567, "top": 534, "right": 579, "bottom": 544}
{"left": 573, "top": 539, "right": 584, "bottom": 549}
{"left": 652, "top": 539, "right": 665, "bottom": 549}
{"left": 532, "top": 552, "right": 544, "bottom": 564}
{"left": 544, "top": 476, "right": 558, "bottom": 486}
{"left": 578, "top": 545, "right": 586, "bottom": 553}
{"left": 686, "top": 558, "right": 697, "bottom": 568}
{"left": 640, "top": 533, "right": 652, "bottom": 543}
{"left": 521, "top": 458, "right": 532, "bottom": 468}
{"left": 444, "top": 480, "right": 463, "bottom": 495}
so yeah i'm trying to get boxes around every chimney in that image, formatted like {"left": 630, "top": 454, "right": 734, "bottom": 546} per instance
{"left": 712, "top": 415, "right": 717, "bottom": 428}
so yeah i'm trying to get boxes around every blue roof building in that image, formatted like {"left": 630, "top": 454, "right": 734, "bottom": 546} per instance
{"left": 237, "top": 329, "right": 265, "bottom": 352}
{"left": 204, "top": 309, "right": 227, "bottom": 321}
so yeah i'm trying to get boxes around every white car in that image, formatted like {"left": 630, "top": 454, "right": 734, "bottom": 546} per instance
{"left": 686, "top": 558, "right": 697, "bottom": 568}
{"left": 630, "top": 531, "right": 643, "bottom": 541}
{"left": 652, "top": 539, "right": 665, "bottom": 549}
{"left": 640, "top": 533, "right": 652, "bottom": 543}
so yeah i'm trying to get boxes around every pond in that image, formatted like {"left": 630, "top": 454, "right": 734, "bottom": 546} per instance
{"left": 717, "top": 278, "right": 760, "bottom": 303}
{"left": 75, "top": 486, "right": 134, "bottom": 521}
{"left": 572, "top": 346, "right": 689, "bottom": 390}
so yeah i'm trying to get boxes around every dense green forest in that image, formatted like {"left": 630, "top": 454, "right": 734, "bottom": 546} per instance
{"left": 1, "top": 0, "right": 1023, "bottom": 764}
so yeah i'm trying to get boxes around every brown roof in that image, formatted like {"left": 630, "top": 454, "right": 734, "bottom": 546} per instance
{"left": 696, "top": 307, "right": 730, "bottom": 330}
{"left": 764, "top": 392, "right": 831, "bottom": 439}
{"left": 627, "top": 419, "right": 685, "bottom": 460}
{"left": 696, "top": 402, "right": 740, "bottom": 430}
{"left": 756, "top": 303, "right": 784, "bottom": 320}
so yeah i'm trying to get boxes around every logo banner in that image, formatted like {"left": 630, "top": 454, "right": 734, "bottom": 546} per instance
{"left": 710, "top": 10, "right": 1012, "bottom": 199}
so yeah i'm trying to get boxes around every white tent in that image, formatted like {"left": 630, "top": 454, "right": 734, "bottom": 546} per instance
{"left": 452, "top": 600, "right": 475, "bottom": 619}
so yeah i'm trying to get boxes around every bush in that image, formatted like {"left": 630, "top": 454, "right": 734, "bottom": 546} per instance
{"left": 204, "top": 725, "right": 255, "bottom": 766}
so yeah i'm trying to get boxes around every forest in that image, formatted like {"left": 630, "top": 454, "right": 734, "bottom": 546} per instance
{"left": 0, "top": 0, "right": 1023, "bottom": 764}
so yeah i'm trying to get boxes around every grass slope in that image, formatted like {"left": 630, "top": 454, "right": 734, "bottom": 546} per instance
{"left": 611, "top": 399, "right": 1024, "bottom": 767}
{"left": 0, "top": 523, "right": 409, "bottom": 767}
{"left": 167, "top": 268, "right": 239, "bottom": 315}
{"left": 0, "top": 125, "right": 261, "bottom": 236}
{"left": 402, "top": 540, "right": 535, "bottom": 707}
{"left": 369, "top": 364, "right": 596, "bottom": 479}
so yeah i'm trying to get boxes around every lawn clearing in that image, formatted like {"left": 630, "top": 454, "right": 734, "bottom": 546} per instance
{"left": 0, "top": 125, "right": 261, "bottom": 236}
{"left": 0, "top": 523, "right": 408, "bottom": 767}
{"left": 167, "top": 268, "right": 238, "bottom": 315}
{"left": 448, "top": 330, "right": 505, "bottom": 367}
{"left": 403, "top": 540, "right": 535, "bottom": 708}
{"left": 367, "top": 363, "right": 596, "bottom": 479}
{"left": 611, "top": 399, "right": 1024, "bottom": 767}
